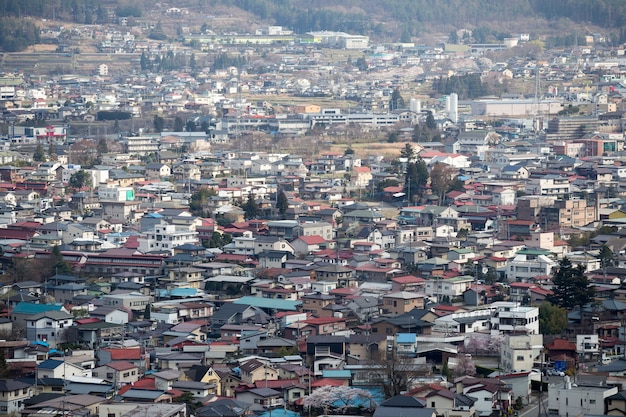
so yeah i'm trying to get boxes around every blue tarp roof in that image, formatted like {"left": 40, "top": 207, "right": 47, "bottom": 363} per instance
{"left": 256, "top": 409, "right": 299, "bottom": 417}
{"left": 233, "top": 296, "right": 301, "bottom": 311}
{"left": 157, "top": 288, "right": 199, "bottom": 298}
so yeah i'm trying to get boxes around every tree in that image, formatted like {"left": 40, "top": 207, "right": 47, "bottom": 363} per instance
{"left": 33, "top": 143, "right": 46, "bottom": 162}
{"left": 430, "top": 162, "right": 458, "bottom": 202}
{"left": 189, "top": 188, "right": 216, "bottom": 216}
{"left": 344, "top": 146, "right": 355, "bottom": 156}
{"left": 369, "top": 350, "right": 426, "bottom": 398}
{"left": 599, "top": 244, "right": 615, "bottom": 271}
{"left": 547, "top": 257, "right": 595, "bottom": 311}
{"left": 452, "top": 354, "right": 476, "bottom": 377}
{"left": 243, "top": 193, "right": 259, "bottom": 220}
{"left": 404, "top": 159, "right": 428, "bottom": 204}
{"left": 47, "top": 143, "right": 57, "bottom": 161}
{"left": 441, "top": 361, "right": 452, "bottom": 380}
{"left": 449, "top": 29, "right": 459, "bottom": 44}
{"left": 303, "top": 386, "right": 376, "bottom": 415}
{"left": 144, "top": 303, "right": 151, "bottom": 320}
{"left": 153, "top": 115, "right": 165, "bottom": 133}
{"left": 96, "top": 138, "right": 108, "bottom": 154}
{"left": 51, "top": 245, "right": 72, "bottom": 275}
{"left": 400, "top": 143, "right": 415, "bottom": 161}
{"left": 174, "top": 116, "right": 185, "bottom": 132}
{"left": 390, "top": 88, "right": 406, "bottom": 110}
{"left": 185, "top": 120, "right": 196, "bottom": 132}
{"left": 68, "top": 170, "right": 92, "bottom": 190}
{"left": 276, "top": 190, "right": 288, "bottom": 216}
{"left": 425, "top": 110, "right": 437, "bottom": 130}
{"left": 539, "top": 302, "right": 568, "bottom": 335}
{"left": 204, "top": 231, "right": 232, "bottom": 249}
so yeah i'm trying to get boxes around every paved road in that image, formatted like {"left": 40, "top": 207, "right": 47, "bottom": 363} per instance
{"left": 520, "top": 394, "right": 549, "bottom": 417}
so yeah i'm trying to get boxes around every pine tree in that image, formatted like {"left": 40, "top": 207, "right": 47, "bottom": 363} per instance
{"left": 243, "top": 193, "right": 259, "bottom": 220}
{"left": 276, "top": 190, "right": 288, "bottom": 216}
{"left": 548, "top": 257, "right": 595, "bottom": 311}
{"left": 33, "top": 143, "right": 46, "bottom": 162}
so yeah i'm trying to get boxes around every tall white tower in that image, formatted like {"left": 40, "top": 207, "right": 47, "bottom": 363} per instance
{"left": 449, "top": 92, "right": 458, "bottom": 123}
{"left": 409, "top": 98, "right": 421, "bottom": 123}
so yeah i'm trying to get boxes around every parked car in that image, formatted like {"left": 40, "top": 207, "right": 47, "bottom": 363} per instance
{"left": 550, "top": 369, "right": 565, "bottom": 376}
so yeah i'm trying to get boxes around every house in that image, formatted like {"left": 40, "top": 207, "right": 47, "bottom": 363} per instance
{"left": 381, "top": 291, "right": 426, "bottom": 315}
{"left": 145, "top": 163, "right": 172, "bottom": 179}
{"left": 196, "top": 398, "right": 251, "bottom": 417}
{"left": 92, "top": 361, "right": 140, "bottom": 385}
{"left": 420, "top": 388, "right": 476, "bottom": 417}
{"left": 373, "top": 395, "right": 435, "bottom": 417}
{"left": 36, "top": 359, "right": 90, "bottom": 379}
{"left": 235, "top": 387, "right": 283, "bottom": 412}
{"left": 239, "top": 359, "right": 278, "bottom": 384}
{"left": 0, "top": 380, "right": 33, "bottom": 416}
{"left": 25, "top": 311, "right": 74, "bottom": 348}
{"left": 548, "top": 382, "right": 617, "bottom": 417}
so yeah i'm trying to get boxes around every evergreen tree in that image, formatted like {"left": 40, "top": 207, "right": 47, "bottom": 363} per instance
{"left": 47, "top": 143, "right": 57, "bottom": 161}
{"left": 189, "top": 188, "right": 216, "bottom": 216}
{"left": 153, "top": 115, "right": 164, "bottom": 133}
{"left": 144, "top": 303, "right": 151, "bottom": 320}
{"left": 539, "top": 302, "right": 568, "bottom": 335}
{"left": 69, "top": 170, "right": 91, "bottom": 190}
{"left": 276, "top": 190, "right": 289, "bottom": 215}
{"left": 51, "top": 245, "right": 72, "bottom": 275}
{"left": 33, "top": 143, "right": 46, "bottom": 162}
{"left": 547, "top": 257, "right": 595, "bottom": 311}
{"left": 96, "top": 138, "right": 108, "bottom": 154}
{"left": 174, "top": 116, "right": 184, "bottom": 132}
{"left": 243, "top": 193, "right": 259, "bottom": 220}
{"left": 400, "top": 143, "right": 415, "bottom": 161}
{"left": 390, "top": 88, "right": 406, "bottom": 111}
{"left": 599, "top": 245, "right": 614, "bottom": 270}
{"left": 425, "top": 111, "right": 437, "bottom": 130}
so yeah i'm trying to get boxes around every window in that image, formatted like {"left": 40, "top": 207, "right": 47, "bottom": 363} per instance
{"left": 589, "top": 400, "right": 596, "bottom": 405}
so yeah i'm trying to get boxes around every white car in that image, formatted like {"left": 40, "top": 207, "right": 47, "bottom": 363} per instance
{"left": 550, "top": 369, "right": 565, "bottom": 377}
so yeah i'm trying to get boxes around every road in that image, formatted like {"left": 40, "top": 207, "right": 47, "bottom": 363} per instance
{"left": 520, "top": 394, "right": 549, "bottom": 417}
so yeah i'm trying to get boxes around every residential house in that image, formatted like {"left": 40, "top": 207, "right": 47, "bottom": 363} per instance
{"left": 381, "top": 291, "right": 426, "bottom": 315}
{"left": 0, "top": 380, "right": 33, "bottom": 416}
{"left": 239, "top": 359, "right": 278, "bottom": 384}
{"left": 548, "top": 383, "right": 617, "bottom": 417}
{"left": 92, "top": 361, "right": 140, "bottom": 385}
{"left": 25, "top": 311, "right": 74, "bottom": 348}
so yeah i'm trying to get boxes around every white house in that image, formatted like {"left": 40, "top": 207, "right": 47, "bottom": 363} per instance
{"left": 491, "top": 304, "right": 539, "bottom": 336}
{"left": 548, "top": 379, "right": 617, "bottom": 417}
{"left": 25, "top": 311, "right": 74, "bottom": 348}
{"left": 137, "top": 221, "right": 199, "bottom": 254}
{"left": 0, "top": 380, "right": 33, "bottom": 416}
{"left": 500, "top": 334, "right": 543, "bottom": 373}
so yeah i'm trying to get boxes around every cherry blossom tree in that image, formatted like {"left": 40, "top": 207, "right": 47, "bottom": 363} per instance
{"left": 303, "top": 386, "right": 376, "bottom": 414}
{"left": 452, "top": 354, "right": 477, "bottom": 377}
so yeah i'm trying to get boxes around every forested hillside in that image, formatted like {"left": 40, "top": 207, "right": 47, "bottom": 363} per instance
{"left": 1, "top": 0, "right": 626, "bottom": 52}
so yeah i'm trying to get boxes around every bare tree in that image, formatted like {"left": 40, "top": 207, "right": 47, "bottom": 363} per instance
{"left": 368, "top": 350, "right": 430, "bottom": 398}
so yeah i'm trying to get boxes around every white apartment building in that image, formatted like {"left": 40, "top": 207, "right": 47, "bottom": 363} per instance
{"left": 491, "top": 304, "right": 539, "bottom": 336}
{"left": 576, "top": 335, "right": 600, "bottom": 362}
{"left": 526, "top": 175, "right": 571, "bottom": 196}
{"left": 506, "top": 252, "right": 557, "bottom": 282}
{"left": 424, "top": 276, "right": 474, "bottom": 302}
{"left": 548, "top": 380, "right": 616, "bottom": 417}
{"left": 137, "top": 221, "right": 198, "bottom": 254}
{"left": 500, "top": 334, "right": 543, "bottom": 372}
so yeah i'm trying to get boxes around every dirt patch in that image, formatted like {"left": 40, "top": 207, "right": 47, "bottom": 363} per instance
{"left": 330, "top": 141, "right": 409, "bottom": 160}
{"left": 26, "top": 44, "right": 58, "bottom": 53}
